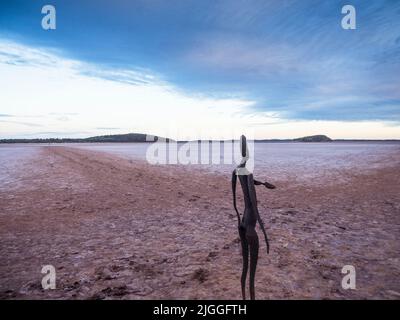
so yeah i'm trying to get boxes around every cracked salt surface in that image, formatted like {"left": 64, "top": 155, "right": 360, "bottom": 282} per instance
{"left": 2, "top": 142, "right": 399, "bottom": 191}
{"left": 68, "top": 141, "right": 400, "bottom": 185}
{"left": 0, "top": 143, "right": 399, "bottom": 299}
{"left": 0, "top": 144, "right": 41, "bottom": 191}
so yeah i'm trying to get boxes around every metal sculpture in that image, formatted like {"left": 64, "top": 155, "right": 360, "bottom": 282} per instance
{"left": 231, "top": 135, "right": 276, "bottom": 300}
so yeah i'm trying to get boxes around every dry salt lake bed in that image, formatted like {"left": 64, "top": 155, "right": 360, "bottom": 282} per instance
{"left": 0, "top": 141, "right": 399, "bottom": 299}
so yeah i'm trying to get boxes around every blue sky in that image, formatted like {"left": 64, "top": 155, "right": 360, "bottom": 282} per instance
{"left": 0, "top": 0, "right": 399, "bottom": 139}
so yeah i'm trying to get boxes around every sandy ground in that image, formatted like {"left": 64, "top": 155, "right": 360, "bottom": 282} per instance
{"left": 0, "top": 145, "right": 399, "bottom": 299}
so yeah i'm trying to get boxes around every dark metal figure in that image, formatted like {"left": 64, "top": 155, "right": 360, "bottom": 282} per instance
{"left": 231, "top": 135, "right": 276, "bottom": 300}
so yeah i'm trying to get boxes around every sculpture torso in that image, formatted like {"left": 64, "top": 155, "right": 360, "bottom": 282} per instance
{"left": 238, "top": 173, "right": 258, "bottom": 228}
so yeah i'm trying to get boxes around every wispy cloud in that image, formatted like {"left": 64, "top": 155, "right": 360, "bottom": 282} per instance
{"left": 95, "top": 127, "right": 121, "bottom": 130}
{"left": 0, "top": 39, "right": 260, "bottom": 140}
{"left": 0, "top": 119, "right": 43, "bottom": 127}
{"left": 180, "top": 1, "right": 400, "bottom": 122}
{"left": 79, "top": 66, "right": 160, "bottom": 86}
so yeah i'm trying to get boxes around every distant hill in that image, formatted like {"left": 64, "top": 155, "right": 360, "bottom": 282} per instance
{"left": 84, "top": 133, "right": 168, "bottom": 143}
{"left": 292, "top": 135, "right": 332, "bottom": 142}
{"left": 0, "top": 133, "right": 171, "bottom": 143}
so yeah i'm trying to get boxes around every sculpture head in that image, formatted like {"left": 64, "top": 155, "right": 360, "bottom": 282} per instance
{"left": 239, "top": 134, "right": 250, "bottom": 167}
{"left": 241, "top": 135, "right": 247, "bottom": 158}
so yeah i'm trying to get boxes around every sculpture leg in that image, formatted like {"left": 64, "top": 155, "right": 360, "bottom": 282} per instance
{"left": 238, "top": 225, "right": 249, "bottom": 300}
{"left": 247, "top": 229, "right": 259, "bottom": 300}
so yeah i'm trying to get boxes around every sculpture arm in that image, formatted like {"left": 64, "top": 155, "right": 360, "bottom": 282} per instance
{"left": 231, "top": 169, "right": 241, "bottom": 227}
{"left": 248, "top": 175, "right": 270, "bottom": 253}
{"left": 254, "top": 179, "right": 276, "bottom": 189}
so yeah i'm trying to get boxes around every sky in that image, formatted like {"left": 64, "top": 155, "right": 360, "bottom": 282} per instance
{"left": 0, "top": 0, "right": 399, "bottom": 140}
